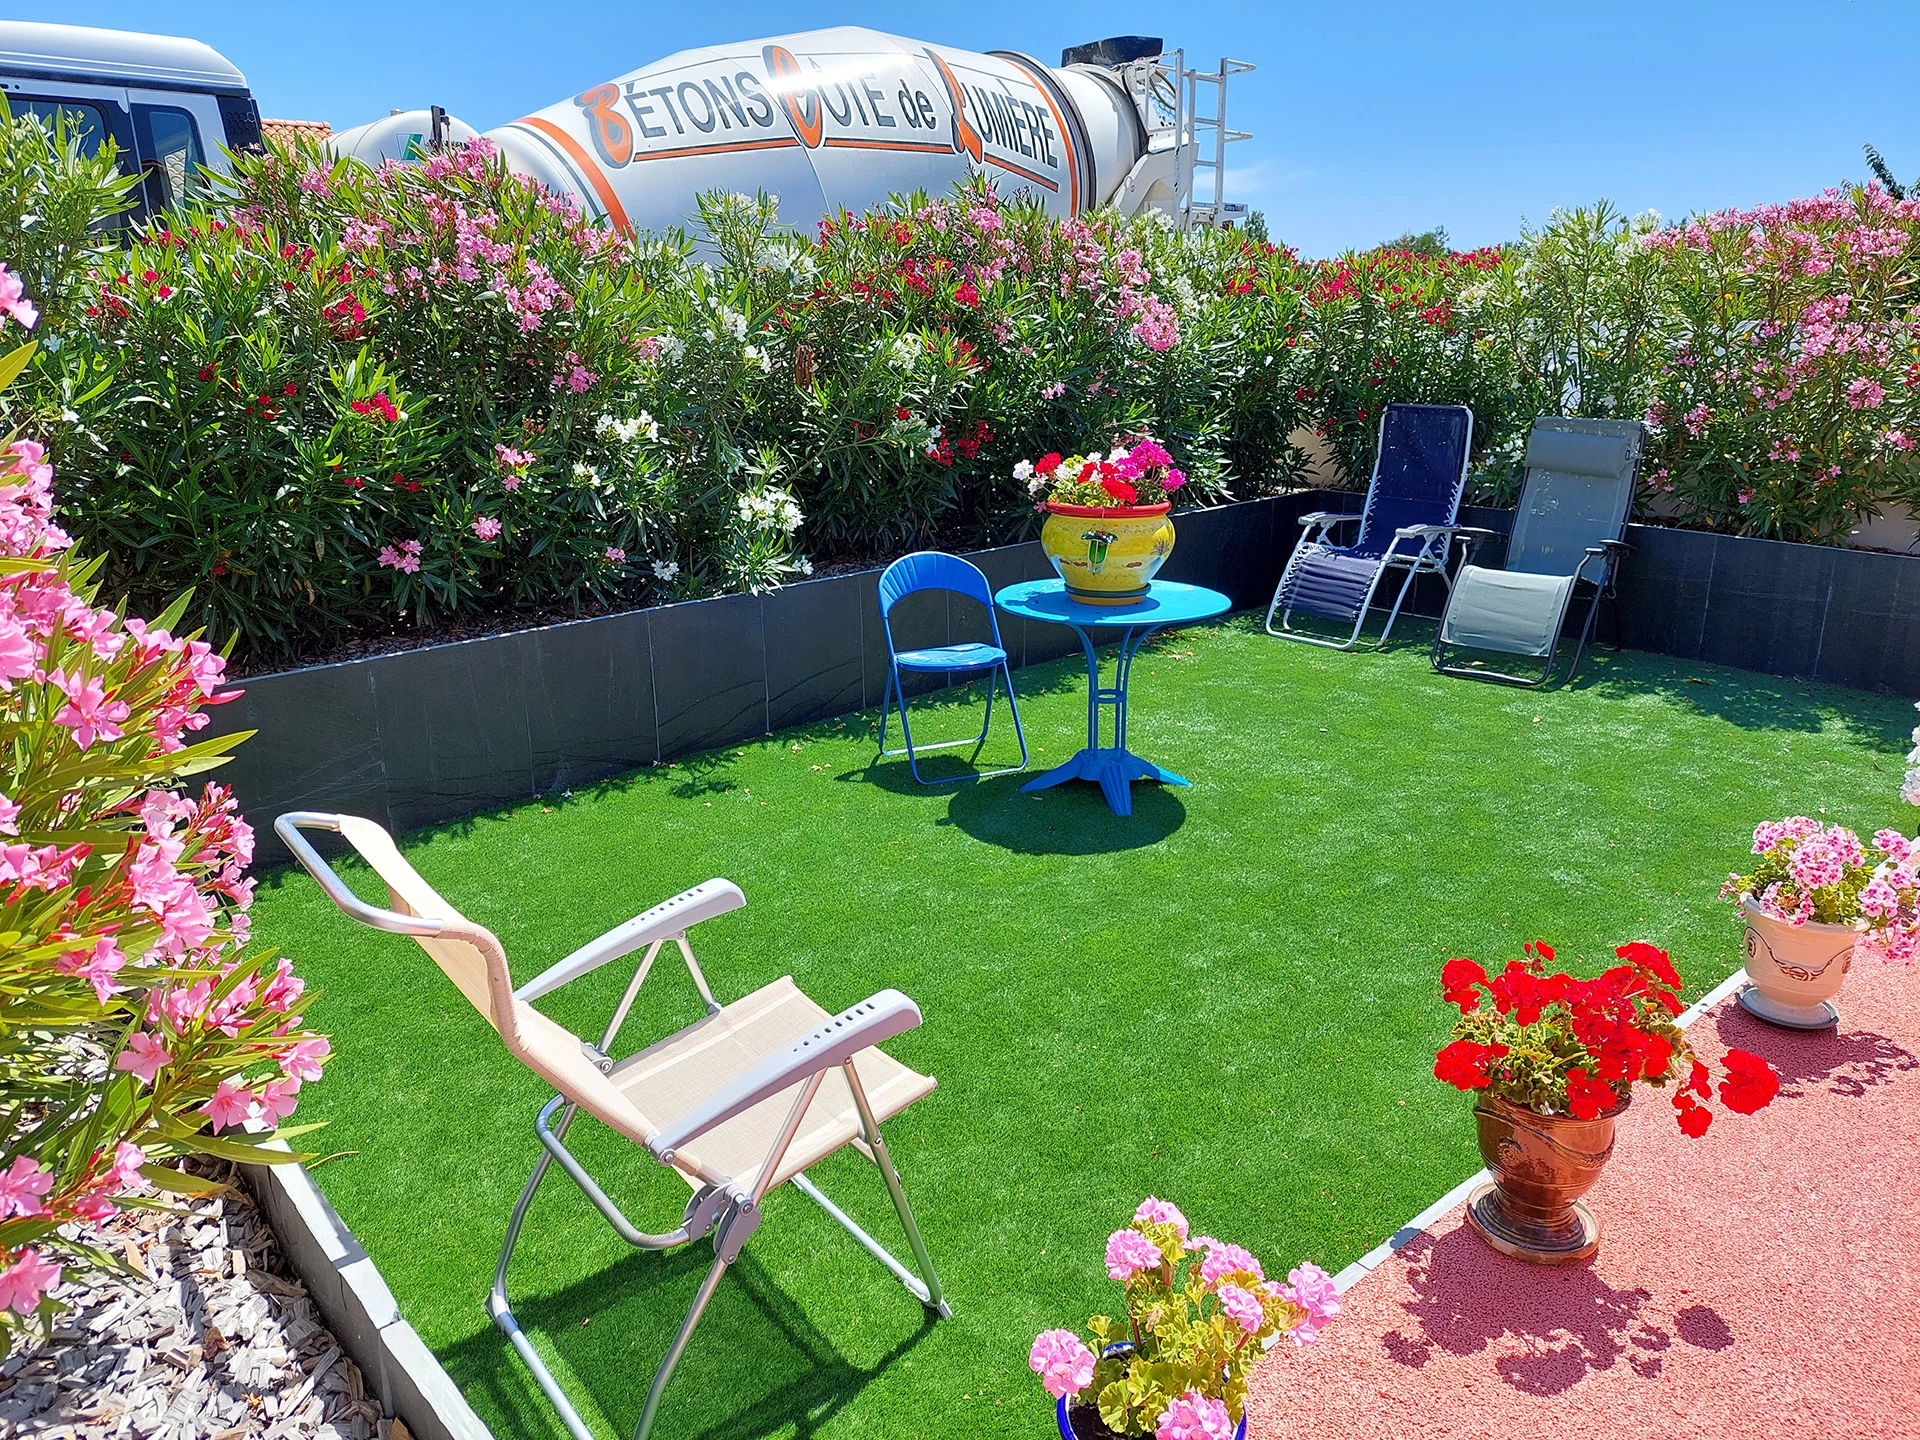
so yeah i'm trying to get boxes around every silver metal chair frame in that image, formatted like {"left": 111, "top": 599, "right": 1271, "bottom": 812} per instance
{"left": 1265, "top": 517, "right": 1473, "bottom": 649}
{"left": 274, "top": 814, "right": 949, "bottom": 1440}
{"left": 1430, "top": 535, "right": 1632, "bottom": 688}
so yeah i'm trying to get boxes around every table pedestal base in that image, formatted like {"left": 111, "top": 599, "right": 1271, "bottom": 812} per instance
{"left": 1020, "top": 747, "right": 1189, "bottom": 816}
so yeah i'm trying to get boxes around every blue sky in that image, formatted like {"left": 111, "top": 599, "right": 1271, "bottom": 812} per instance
{"left": 28, "top": 0, "right": 1920, "bottom": 255}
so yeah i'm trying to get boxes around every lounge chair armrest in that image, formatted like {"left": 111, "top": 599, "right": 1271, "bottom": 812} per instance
{"left": 1393, "top": 523, "right": 1479, "bottom": 539}
{"left": 648, "top": 989, "right": 922, "bottom": 1162}
{"left": 1296, "top": 510, "right": 1358, "bottom": 528}
{"left": 1585, "top": 539, "right": 1633, "bottom": 555}
{"left": 515, "top": 878, "right": 747, "bottom": 1001}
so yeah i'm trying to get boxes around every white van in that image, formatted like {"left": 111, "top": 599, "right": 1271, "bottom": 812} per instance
{"left": 0, "top": 20, "right": 262, "bottom": 220}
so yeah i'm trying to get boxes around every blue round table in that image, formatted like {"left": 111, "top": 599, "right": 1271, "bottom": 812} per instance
{"left": 994, "top": 580, "right": 1231, "bottom": 816}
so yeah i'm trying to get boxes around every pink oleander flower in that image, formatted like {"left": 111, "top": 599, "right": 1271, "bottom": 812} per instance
{"left": 1028, "top": 1328, "right": 1096, "bottom": 1399}
{"left": 0, "top": 1157, "right": 52, "bottom": 1219}
{"left": 56, "top": 936, "right": 127, "bottom": 1003}
{"left": 1194, "top": 1237, "right": 1263, "bottom": 1287}
{"left": 1156, "top": 1390, "right": 1233, "bottom": 1440}
{"left": 0, "top": 264, "right": 39, "bottom": 331}
{"left": 0, "top": 792, "right": 17, "bottom": 835}
{"left": 1847, "top": 377, "right": 1886, "bottom": 409}
{"left": 100, "top": 1141, "right": 145, "bottom": 1194}
{"left": 0, "top": 1249, "right": 60, "bottom": 1315}
{"left": 604, "top": 546, "right": 626, "bottom": 564}
{"left": 470, "top": 516, "right": 502, "bottom": 540}
{"left": 1041, "top": 381, "right": 1066, "bottom": 400}
{"left": 200, "top": 1076, "right": 258, "bottom": 1133}
{"left": 278, "top": 1035, "right": 330, "bottom": 1082}
{"left": 114, "top": 1030, "right": 173, "bottom": 1085}
{"left": 1131, "top": 297, "right": 1180, "bottom": 352}
{"left": 1105, "top": 1227, "right": 1165, "bottom": 1282}
{"left": 256, "top": 1075, "right": 302, "bottom": 1124}
{"left": 49, "top": 668, "right": 131, "bottom": 750}
{"left": 1134, "top": 1195, "right": 1189, "bottom": 1239}
{"left": 1215, "top": 1282, "right": 1264, "bottom": 1334}
{"left": 261, "top": 957, "right": 305, "bottom": 1012}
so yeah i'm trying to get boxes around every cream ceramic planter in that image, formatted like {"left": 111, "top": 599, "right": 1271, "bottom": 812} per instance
{"left": 1738, "top": 899, "right": 1854, "bottom": 1030}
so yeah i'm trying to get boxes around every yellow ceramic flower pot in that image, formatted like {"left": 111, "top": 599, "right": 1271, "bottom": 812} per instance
{"left": 1040, "top": 502, "right": 1175, "bottom": 606}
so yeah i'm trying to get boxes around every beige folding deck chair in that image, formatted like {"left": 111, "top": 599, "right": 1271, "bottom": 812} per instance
{"left": 275, "top": 813, "right": 948, "bottom": 1440}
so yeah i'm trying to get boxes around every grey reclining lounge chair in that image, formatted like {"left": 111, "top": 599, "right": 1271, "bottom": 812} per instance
{"left": 1431, "top": 416, "right": 1644, "bottom": 687}
{"left": 275, "top": 813, "right": 948, "bottom": 1440}
{"left": 1267, "top": 402, "right": 1474, "bottom": 649}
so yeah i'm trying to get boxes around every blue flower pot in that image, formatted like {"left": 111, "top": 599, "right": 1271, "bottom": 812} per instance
{"left": 1055, "top": 1396, "right": 1246, "bottom": 1438}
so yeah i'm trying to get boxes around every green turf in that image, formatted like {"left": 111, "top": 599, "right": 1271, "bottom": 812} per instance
{"left": 246, "top": 616, "right": 1914, "bottom": 1440}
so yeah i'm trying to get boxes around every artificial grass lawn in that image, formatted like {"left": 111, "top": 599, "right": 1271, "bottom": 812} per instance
{"left": 246, "top": 616, "right": 1915, "bottom": 1440}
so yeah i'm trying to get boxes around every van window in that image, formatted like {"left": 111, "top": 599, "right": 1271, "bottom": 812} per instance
{"left": 15, "top": 98, "right": 111, "bottom": 158}
{"left": 132, "top": 104, "right": 205, "bottom": 211}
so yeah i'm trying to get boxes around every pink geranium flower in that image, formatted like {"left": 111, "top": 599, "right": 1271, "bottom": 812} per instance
{"left": 1275, "top": 1262, "right": 1340, "bottom": 1344}
{"left": 1156, "top": 1391, "right": 1232, "bottom": 1440}
{"left": 1104, "top": 1228, "right": 1164, "bottom": 1282}
{"left": 1215, "top": 1282, "right": 1264, "bottom": 1334}
{"left": 114, "top": 1030, "right": 174, "bottom": 1085}
{"left": 1027, "top": 1328, "right": 1095, "bottom": 1399}
{"left": 1194, "top": 1237, "right": 1263, "bottom": 1287}
{"left": 1134, "top": 1195, "right": 1189, "bottom": 1239}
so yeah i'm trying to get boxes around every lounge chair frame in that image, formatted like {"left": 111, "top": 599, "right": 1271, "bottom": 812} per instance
{"left": 1266, "top": 403, "right": 1475, "bottom": 650}
{"left": 1430, "top": 416, "right": 1644, "bottom": 689}
{"left": 275, "top": 813, "right": 948, "bottom": 1440}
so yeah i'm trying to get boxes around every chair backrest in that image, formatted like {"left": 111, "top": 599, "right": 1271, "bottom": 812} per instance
{"left": 876, "top": 550, "right": 993, "bottom": 615}
{"left": 1505, "top": 418, "right": 1644, "bottom": 582}
{"left": 1353, "top": 403, "right": 1473, "bottom": 556}
{"left": 299, "top": 815, "right": 659, "bottom": 1148}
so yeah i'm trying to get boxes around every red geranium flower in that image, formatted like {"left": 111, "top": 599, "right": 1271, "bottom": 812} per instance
{"left": 1440, "top": 957, "right": 1486, "bottom": 1012}
{"left": 1433, "top": 1039, "right": 1507, "bottom": 1091}
{"left": 1674, "top": 1095, "right": 1712, "bottom": 1137}
{"left": 1563, "top": 1067, "right": 1616, "bottom": 1120}
{"left": 1099, "top": 475, "right": 1138, "bottom": 505}
{"left": 1716, "top": 1048, "right": 1780, "bottom": 1114}
{"left": 1035, "top": 453, "right": 1062, "bottom": 477}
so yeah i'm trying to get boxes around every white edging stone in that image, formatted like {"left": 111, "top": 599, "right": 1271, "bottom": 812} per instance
{"left": 1333, "top": 964, "right": 1753, "bottom": 1294}
{"left": 240, "top": 1151, "right": 495, "bottom": 1440}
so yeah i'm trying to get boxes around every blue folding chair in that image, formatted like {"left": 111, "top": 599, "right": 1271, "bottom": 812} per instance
{"left": 877, "top": 552, "right": 1027, "bottom": 784}
{"left": 1266, "top": 402, "right": 1475, "bottom": 649}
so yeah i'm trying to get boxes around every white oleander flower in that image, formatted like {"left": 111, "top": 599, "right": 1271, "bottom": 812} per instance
{"left": 652, "top": 558, "right": 680, "bottom": 582}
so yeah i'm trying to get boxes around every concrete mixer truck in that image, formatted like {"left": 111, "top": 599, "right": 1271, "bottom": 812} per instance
{"left": 330, "top": 28, "right": 1253, "bottom": 236}
{"left": 0, "top": 20, "right": 1252, "bottom": 237}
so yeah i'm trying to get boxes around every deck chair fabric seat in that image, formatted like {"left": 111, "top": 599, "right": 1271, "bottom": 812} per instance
{"left": 1432, "top": 416, "right": 1645, "bottom": 687}
{"left": 1439, "top": 568, "right": 1576, "bottom": 657}
{"left": 1267, "top": 402, "right": 1475, "bottom": 649}
{"left": 275, "top": 812, "right": 950, "bottom": 1440}
{"left": 609, "top": 976, "right": 936, "bottom": 1195}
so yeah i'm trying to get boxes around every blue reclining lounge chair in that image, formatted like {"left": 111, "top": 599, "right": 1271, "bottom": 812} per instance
{"left": 1431, "top": 416, "right": 1644, "bottom": 688}
{"left": 1266, "top": 402, "right": 1474, "bottom": 649}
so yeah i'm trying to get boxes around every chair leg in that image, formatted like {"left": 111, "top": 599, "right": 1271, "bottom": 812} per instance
{"left": 634, "top": 1250, "right": 733, "bottom": 1440}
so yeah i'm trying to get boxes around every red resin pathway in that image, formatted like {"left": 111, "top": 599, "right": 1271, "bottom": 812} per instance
{"left": 1248, "top": 956, "right": 1920, "bottom": 1440}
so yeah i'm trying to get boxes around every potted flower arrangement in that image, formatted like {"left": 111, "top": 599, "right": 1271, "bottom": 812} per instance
{"left": 1028, "top": 1197, "right": 1336, "bottom": 1439}
{"left": 1720, "top": 818, "right": 1920, "bottom": 1028}
{"left": 1434, "top": 941, "right": 1779, "bottom": 1264}
{"left": 1016, "top": 435, "right": 1186, "bottom": 606}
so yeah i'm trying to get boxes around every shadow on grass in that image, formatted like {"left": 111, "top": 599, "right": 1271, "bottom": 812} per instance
{"left": 1571, "top": 648, "right": 1915, "bottom": 745}
{"left": 444, "top": 1242, "right": 936, "bottom": 1440}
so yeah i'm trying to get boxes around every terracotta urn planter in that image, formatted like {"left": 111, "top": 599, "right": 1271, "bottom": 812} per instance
{"left": 1464, "top": 1092, "right": 1625, "bottom": 1264}
{"left": 1737, "top": 898, "right": 1853, "bottom": 1029}
{"left": 1040, "top": 501, "right": 1175, "bottom": 606}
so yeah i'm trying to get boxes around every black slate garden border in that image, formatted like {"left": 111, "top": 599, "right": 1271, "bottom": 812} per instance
{"left": 209, "top": 492, "right": 1920, "bottom": 864}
